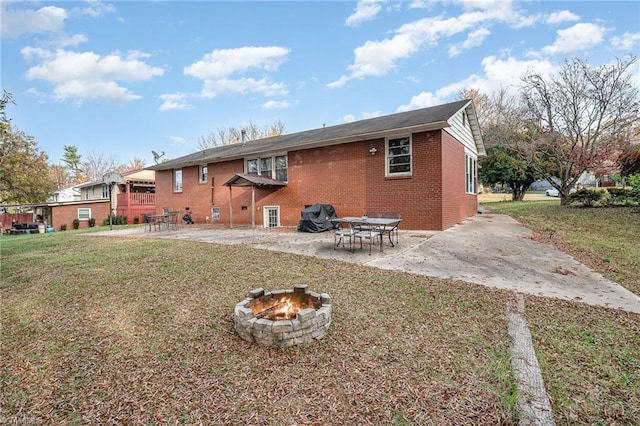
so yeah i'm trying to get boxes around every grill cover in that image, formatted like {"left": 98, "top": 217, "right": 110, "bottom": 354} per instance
{"left": 297, "top": 204, "right": 338, "bottom": 233}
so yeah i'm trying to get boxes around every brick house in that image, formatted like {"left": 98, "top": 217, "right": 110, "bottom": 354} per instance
{"left": 23, "top": 169, "right": 156, "bottom": 231}
{"left": 148, "top": 99, "right": 485, "bottom": 231}
{"left": 74, "top": 169, "right": 156, "bottom": 224}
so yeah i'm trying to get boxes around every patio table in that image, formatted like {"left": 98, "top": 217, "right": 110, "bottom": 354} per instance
{"left": 331, "top": 216, "right": 402, "bottom": 252}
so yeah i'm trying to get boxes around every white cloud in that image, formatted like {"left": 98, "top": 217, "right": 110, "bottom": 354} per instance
{"left": 611, "top": 32, "right": 640, "bottom": 51}
{"left": 159, "top": 93, "right": 192, "bottom": 111}
{"left": 449, "top": 27, "right": 490, "bottom": 57}
{"left": 479, "top": 55, "right": 555, "bottom": 92}
{"left": 72, "top": 1, "right": 116, "bottom": 18}
{"left": 541, "top": 23, "right": 607, "bottom": 55}
{"left": 184, "top": 46, "right": 289, "bottom": 80}
{"left": 397, "top": 91, "right": 441, "bottom": 111}
{"left": 1, "top": 4, "right": 67, "bottom": 37}
{"left": 546, "top": 10, "right": 580, "bottom": 25}
{"left": 21, "top": 47, "right": 164, "bottom": 102}
{"left": 346, "top": 0, "right": 383, "bottom": 26}
{"left": 184, "top": 46, "right": 290, "bottom": 99}
{"left": 51, "top": 33, "right": 89, "bottom": 48}
{"left": 342, "top": 114, "right": 357, "bottom": 123}
{"left": 361, "top": 110, "right": 383, "bottom": 119}
{"left": 169, "top": 136, "right": 187, "bottom": 146}
{"left": 408, "top": 0, "right": 430, "bottom": 10}
{"left": 262, "top": 100, "right": 291, "bottom": 109}
{"left": 200, "top": 78, "right": 287, "bottom": 98}
{"left": 340, "top": 110, "right": 383, "bottom": 123}
{"left": 328, "top": 3, "right": 528, "bottom": 87}
{"left": 397, "top": 55, "right": 557, "bottom": 112}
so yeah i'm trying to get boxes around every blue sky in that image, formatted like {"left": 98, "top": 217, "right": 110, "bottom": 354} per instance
{"left": 2, "top": 0, "right": 639, "bottom": 167}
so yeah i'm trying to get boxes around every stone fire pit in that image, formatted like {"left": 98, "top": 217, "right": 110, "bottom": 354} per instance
{"left": 234, "top": 284, "right": 332, "bottom": 347}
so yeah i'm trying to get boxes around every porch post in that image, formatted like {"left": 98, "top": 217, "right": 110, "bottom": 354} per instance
{"left": 126, "top": 182, "right": 132, "bottom": 224}
{"left": 228, "top": 186, "right": 233, "bottom": 228}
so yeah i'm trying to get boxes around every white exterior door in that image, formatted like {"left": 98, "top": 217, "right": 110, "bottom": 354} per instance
{"left": 263, "top": 206, "right": 280, "bottom": 228}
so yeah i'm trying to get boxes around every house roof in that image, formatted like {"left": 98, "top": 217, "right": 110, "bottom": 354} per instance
{"left": 223, "top": 173, "right": 288, "bottom": 187}
{"left": 148, "top": 99, "right": 484, "bottom": 171}
{"left": 75, "top": 170, "right": 155, "bottom": 189}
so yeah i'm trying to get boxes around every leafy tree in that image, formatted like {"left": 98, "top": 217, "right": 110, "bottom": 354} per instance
{"left": 196, "top": 120, "right": 286, "bottom": 150}
{"left": 468, "top": 87, "right": 539, "bottom": 200}
{"left": 49, "top": 164, "right": 71, "bottom": 191}
{"left": 117, "top": 157, "right": 147, "bottom": 172}
{"left": 479, "top": 145, "right": 537, "bottom": 201}
{"left": 521, "top": 56, "right": 639, "bottom": 205}
{"left": 458, "top": 88, "right": 491, "bottom": 128}
{"left": 81, "top": 150, "right": 118, "bottom": 181}
{"left": 62, "top": 145, "right": 83, "bottom": 183}
{"left": 617, "top": 142, "right": 640, "bottom": 177}
{"left": 1, "top": 91, "right": 53, "bottom": 204}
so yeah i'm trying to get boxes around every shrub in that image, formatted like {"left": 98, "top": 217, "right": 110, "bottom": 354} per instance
{"left": 570, "top": 188, "right": 605, "bottom": 207}
{"left": 629, "top": 186, "right": 640, "bottom": 204}
{"left": 88, "top": 217, "right": 96, "bottom": 227}
{"left": 133, "top": 216, "right": 139, "bottom": 224}
{"left": 72, "top": 218, "right": 80, "bottom": 229}
{"left": 607, "top": 187, "right": 631, "bottom": 205}
{"left": 103, "top": 215, "right": 128, "bottom": 226}
{"left": 60, "top": 223, "right": 67, "bottom": 231}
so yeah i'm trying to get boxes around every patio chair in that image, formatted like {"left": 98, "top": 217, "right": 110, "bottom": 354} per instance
{"left": 167, "top": 211, "right": 180, "bottom": 230}
{"left": 366, "top": 212, "right": 401, "bottom": 246}
{"left": 334, "top": 224, "right": 355, "bottom": 252}
{"left": 354, "top": 226, "right": 384, "bottom": 255}
{"left": 143, "top": 214, "right": 153, "bottom": 232}
{"left": 153, "top": 214, "right": 167, "bottom": 232}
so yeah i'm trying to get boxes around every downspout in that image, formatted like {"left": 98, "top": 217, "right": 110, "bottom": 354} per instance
{"left": 251, "top": 185, "right": 255, "bottom": 229}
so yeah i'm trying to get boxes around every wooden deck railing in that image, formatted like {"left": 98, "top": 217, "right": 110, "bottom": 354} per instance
{"left": 117, "top": 192, "right": 155, "bottom": 206}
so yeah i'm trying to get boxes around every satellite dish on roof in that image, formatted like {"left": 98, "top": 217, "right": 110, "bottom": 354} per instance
{"left": 102, "top": 172, "right": 124, "bottom": 185}
{"left": 152, "top": 150, "right": 165, "bottom": 163}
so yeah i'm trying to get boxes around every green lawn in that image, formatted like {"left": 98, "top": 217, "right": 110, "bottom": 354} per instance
{"left": 484, "top": 202, "right": 640, "bottom": 295}
{"left": 1, "top": 209, "right": 638, "bottom": 424}
{"left": 482, "top": 202, "right": 640, "bottom": 425}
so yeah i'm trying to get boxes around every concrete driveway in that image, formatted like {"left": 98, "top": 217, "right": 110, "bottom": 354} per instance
{"left": 93, "top": 212, "right": 640, "bottom": 314}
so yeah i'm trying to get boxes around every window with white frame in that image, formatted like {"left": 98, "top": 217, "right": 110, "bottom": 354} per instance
{"left": 246, "top": 154, "right": 288, "bottom": 181}
{"left": 173, "top": 169, "right": 183, "bottom": 192}
{"left": 102, "top": 184, "right": 109, "bottom": 198}
{"left": 199, "top": 165, "right": 208, "bottom": 184}
{"left": 386, "top": 136, "right": 411, "bottom": 176}
{"left": 78, "top": 208, "right": 91, "bottom": 220}
{"left": 275, "top": 155, "right": 287, "bottom": 181}
{"left": 465, "top": 154, "right": 477, "bottom": 194}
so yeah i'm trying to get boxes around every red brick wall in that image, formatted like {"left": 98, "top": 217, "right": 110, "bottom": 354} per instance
{"left": 441, "top": 131, "right": 478, "bottom": 229}
{"left": 154, "top": 129, "right": 478, "bottom": 230}
{"left": 51, "top": 202, "right": 110, "bottom": 230}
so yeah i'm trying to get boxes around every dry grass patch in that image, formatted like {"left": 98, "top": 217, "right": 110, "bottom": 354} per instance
{"left": 482, "top": 202, "right": 639, "bottom": 424}
{"left": 523, "top": 296, "right": 639, "bottom": 425}
{"left": 2, "top": 235, "right": 516, "bottom": 425}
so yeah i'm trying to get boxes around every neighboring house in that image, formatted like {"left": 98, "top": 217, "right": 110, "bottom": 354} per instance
{"left": 25, "top": 169, "right": 156, "bottom": 231}
{"left": 75, "top": 169, "right": 156, "bottom": 224}
{"left": 147, "top": 99, "right": 485, "bottom": 231}
{"left": 47, "top": 185, "right": 81, "bottom": 203}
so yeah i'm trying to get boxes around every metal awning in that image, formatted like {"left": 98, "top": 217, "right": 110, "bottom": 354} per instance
{"left": 223, "top": 173, "right": 287, "bottom": 187}
{"left": 222, "top": 174, "right": 286, "bottom": 228}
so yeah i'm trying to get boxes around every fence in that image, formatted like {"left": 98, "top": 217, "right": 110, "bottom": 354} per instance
{"left": 1, "top": 213, "right": 36, "bottom": 232}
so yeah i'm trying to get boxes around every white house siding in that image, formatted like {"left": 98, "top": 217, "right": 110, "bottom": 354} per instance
{"left": 444, "top": 108, "right": 478, "bottom": 157}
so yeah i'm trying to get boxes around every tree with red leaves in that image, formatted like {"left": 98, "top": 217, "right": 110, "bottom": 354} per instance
{"left": 522, "top": 56, "right": 639, "bottom": 205}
